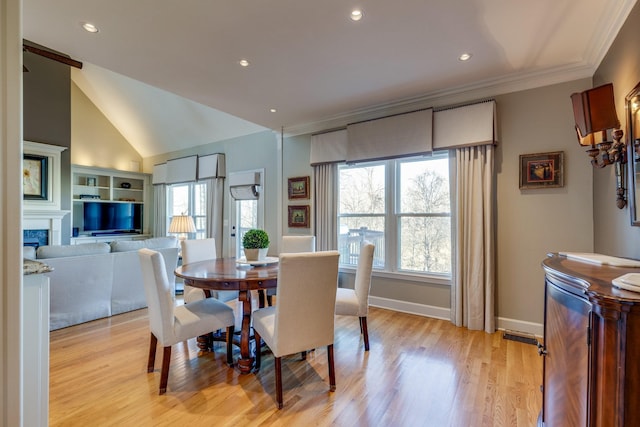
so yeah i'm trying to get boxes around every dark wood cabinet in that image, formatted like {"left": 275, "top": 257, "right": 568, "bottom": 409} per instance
{"left": 540, "top": 254, "right": 640, "bottom": 426}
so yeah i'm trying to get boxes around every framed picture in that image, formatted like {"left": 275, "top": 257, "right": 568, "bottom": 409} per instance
{"left": 288, "top": 205, "right": 310, "bottom": 228}
{"left": 519, "top": 151, "right": 564, "bottom": 189}
{"left": 288, "top": 176, "right": 310, "bottom": 199}
{"left": 86, "top": 177, "right": 97, "bottom": 186}
{"left": 23, "top": 154, "right": 48, "bottom": 200}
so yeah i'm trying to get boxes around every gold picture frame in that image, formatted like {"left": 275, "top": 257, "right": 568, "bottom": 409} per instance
{"left": 288, "top": 176, "right": 310, "bottom": 200}
{"left": 288, "top": 205, "right": 309, "bottom": 228}
{"left": 519, "top": 151, "right": 564, "bottom": 189}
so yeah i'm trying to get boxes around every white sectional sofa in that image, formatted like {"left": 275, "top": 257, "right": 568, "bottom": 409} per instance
{"left": 26, "top": 237, "right": 179, "bottom": 330}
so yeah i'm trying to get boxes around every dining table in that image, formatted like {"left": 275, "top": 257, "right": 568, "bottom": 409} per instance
{"left": 174, "top": 257, "right": 279, "bottom": 374}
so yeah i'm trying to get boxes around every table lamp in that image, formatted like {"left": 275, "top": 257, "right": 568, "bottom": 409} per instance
{"left": 168, "top": 214, "right": 196, "bottom": 242}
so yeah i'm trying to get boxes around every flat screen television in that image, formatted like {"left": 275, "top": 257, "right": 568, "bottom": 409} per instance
{"left": 83, "top": 202, "right": 143, "bottom": 233}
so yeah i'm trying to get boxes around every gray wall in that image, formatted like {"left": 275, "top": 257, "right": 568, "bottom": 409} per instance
{"left": 593, "top": 1, "right": 640, "bottom": 259}
{"left": 23, "top": 41, "right": 72, "bottom": 244}
{"left": 144, "top": 130, "right": 280, "bottom": 257}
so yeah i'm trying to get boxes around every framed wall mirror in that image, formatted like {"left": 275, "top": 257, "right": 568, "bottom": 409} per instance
{"left": 626, "top": 82, "right": 640, "bottom": 226}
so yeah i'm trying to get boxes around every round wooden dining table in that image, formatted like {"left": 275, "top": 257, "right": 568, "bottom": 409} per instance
{"left": 174, "top": 257, "right": 278, "bottom": 374}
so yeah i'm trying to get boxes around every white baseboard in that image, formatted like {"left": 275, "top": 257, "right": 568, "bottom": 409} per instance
{"left": 369, "top": 296, "right": 451, "bottom": 321}
{"left": 369, "top": 296, "right": 544, "bottom": 337}
{"left": 496, "top": 317, "right": 543, "bottom": 338}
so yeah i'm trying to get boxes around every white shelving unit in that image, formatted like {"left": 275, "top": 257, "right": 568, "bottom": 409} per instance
{"left": 71, "top": 165, "right": 151, "bottom": 244}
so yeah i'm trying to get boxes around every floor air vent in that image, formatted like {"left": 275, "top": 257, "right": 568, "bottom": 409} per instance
{"left": 502, "top": 330, "right": 539, "bottom": 346}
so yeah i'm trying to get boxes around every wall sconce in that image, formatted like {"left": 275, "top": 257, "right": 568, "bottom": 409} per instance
{"left": 168, "top": 213, "right": 196, "bottom": 241}
{"left": 571, "top": 83, "right": 627, "bottom": 209}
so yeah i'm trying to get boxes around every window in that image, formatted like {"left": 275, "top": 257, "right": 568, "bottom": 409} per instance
{"left": 338, "top": 153, "right": 451, "bottom": 276}
{"left": 167, "top": 182, "right": 207, "bottom": 239}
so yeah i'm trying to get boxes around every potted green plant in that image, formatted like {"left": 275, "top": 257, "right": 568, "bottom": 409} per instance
{"left": 242, "top": 229, "right": 270, "bottom": 261}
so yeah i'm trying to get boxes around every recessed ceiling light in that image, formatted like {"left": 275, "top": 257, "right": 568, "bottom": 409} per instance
{"left": 459, "top": 53, "right": 472, "bottom": 61}
{"left": 81, "top": 22, "right": 99, "bottom": 33}
{"left": 239, "top": 59, "right": 250, "bottom": 67}
{"left": 270, "top": 108, "right": 277, "bottom": 113}
{"left": 350, "top": 9, "right": 363, "bottom": 21}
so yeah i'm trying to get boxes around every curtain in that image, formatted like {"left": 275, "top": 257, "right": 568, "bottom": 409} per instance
{"left": 451, "top": 145, "right": 495, "bottom": 333}
{"left": 205, "top": 177, "right": 225, "bottom": 257}
{"left": 153, "top": 184, "right": 167, "bottom": 237}
{"left": 314, "top": 163, "right": 338, "bottom": 251}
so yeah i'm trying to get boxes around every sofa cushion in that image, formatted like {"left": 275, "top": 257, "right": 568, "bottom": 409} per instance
{"left": 23, "top": 246, "right": 36, "bottom": 260}
{"left": 37, "top": 242, "right": 111, "bottom": 259}
{"left": 109, "top": 236, "right": 178, "bottom": 252}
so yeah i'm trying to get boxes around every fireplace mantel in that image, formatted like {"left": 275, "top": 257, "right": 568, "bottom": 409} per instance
{"left": 23, "top": 141, "right": 68, "bottom": 245}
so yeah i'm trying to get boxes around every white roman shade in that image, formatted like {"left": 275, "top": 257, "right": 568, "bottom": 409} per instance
{"left": 310, "top": 129, "right": 347, "bottom": 165}
{"left": 229, "top": 171, "right": 261, "bottom": 200}
{"left": 198, "top": 153, "right": 226, "bottom": 179}
{"left": 166, "top": 155, "right": 197, "bottom": 184}
{"left": 433, "top": 100, "right": 497, "bottom": 150}
{"left": 152, "top": 163, "right": 167, "bottom": 184}
{"left": 346, "top": 109, "right": 433, "bottom": 163}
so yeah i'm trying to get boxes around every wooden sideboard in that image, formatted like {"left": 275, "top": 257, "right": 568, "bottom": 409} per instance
{"left": 540, "top": 253, "right": 640, "bottom": 426}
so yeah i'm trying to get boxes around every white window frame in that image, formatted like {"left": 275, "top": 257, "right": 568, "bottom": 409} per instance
{"left": 166, "top": 181, "right": 207, "bottom": 239}
{"left": 228, "top": 169, "right": 265, "bottom": 258}
{"left": 338, "top": 153, "right": 452, "bottom": 283}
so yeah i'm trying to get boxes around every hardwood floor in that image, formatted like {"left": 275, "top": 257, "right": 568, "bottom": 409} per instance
{"left": 49, "top": 304, "right": 542, "bottom": 426}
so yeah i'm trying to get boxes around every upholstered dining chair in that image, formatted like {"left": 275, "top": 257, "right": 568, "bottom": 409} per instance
{"left": 266, "top": 235, "right": 316, "bottom": 306}
{"left": 181, "top": 238, "right": 238, "bottom": 303}
{"left": 335, "top": 241, "right": 375, "bottom": 351}
{"left": 138, "top": 248, "right": 235, "bottom": 395}
{"left": 253, "top": 250, "right": 340, "bottom": 409}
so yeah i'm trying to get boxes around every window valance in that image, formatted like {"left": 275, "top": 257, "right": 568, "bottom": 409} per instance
{"left": 433, "top": 100, "right": 496, "bottom": 150}
{"left": 152, "top": 153, "right": 226, "bottom": 185}
{"left": 346, "top": 109, "right": 433, "bottom": 163}
{"left": 310, "top": 129, "right": 348, "bottom": 165}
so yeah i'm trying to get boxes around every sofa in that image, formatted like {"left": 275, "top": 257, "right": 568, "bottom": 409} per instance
{"left": 24, "top": 237, "right": 180, "bottom": 330}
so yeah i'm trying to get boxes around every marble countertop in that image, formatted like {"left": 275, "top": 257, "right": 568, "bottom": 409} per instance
{"left": 23, "top": 259, "right": 53, "bottom": 275}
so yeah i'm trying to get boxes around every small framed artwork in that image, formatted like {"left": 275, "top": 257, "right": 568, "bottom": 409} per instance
{"left": 288, "top": 205, "right": 310, "bottom": 228}
{"left": 23, "top": 154, "right": 48, "bottom": 200}
{"left": 519, "top": 151, "right": 564, "bottom": 189}
{"left": 86, "top": 177, "right": 97, "bottom": 186}
{"left": 288, "top": 176, "right": 310, "bottom": 200}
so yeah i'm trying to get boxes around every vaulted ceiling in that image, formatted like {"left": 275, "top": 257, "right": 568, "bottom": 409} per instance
{"left": 22, "top": 0, "right": 638, "bottom": 157}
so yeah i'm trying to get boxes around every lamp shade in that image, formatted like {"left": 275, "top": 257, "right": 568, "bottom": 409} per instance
{"left": 571, "top": 83, "right": 620, "bottom": 145}
{"left": 168, "top": 215, "right": 196, "bottom": 234}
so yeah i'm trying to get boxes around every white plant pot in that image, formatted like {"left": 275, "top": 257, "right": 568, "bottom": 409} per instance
{"left": 245, "top": 247, "right": 268, "bottom": 261}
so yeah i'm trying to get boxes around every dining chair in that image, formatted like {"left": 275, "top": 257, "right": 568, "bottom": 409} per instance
{"left": 266, "top": 235, "right": 316, "bottom": 306}
{"left": 252, "top": 250, "right": 340, "bottom": 409}
{"left": 335, "top": 241, "right": 375, "bottom": 351}
{"left": 138, "top": 248, "right": 235, "bottom": 394}
{"left": 180, "top": 238, "right": 238, "bottom": 303}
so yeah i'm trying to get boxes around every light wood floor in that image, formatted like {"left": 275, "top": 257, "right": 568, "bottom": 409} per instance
{"left": 49, "top": 304, "right": 542, "bottom": 427}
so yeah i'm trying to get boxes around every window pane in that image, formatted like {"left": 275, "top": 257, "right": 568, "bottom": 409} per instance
{"left": 338, "top": 217, "right": 385, "bottom": 267}
{"left": 339, "top": 165, "right": 385, "bottom": 214}
{"left": 399, "top": 216, "right": 451, "bottom": 273}
{"left": 170, "top": 185, "right": 189, "bottom": 216}
{"left": 194, "top": 183, "right": 207, "bottom": 216}
{"left": 399, "top": 158, "right": 450, "bottom": 213}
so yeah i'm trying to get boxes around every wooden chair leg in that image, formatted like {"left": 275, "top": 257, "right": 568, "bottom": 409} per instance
{"left": 226, "top": 325, "right": 235, "bottom": 366}
{"left": 360, "top": 316, "right": 370, "bottom": 351}
{"left": 266, "top": 294, "right": 273, "bottom": 306}
{"left": 254, "top": 330, "right": 262, "bottom": 371}
{"left": 327, "top": 344, "right": 336, "bottom": 392}
{"left": 275, "top": 356, "right": 283, "bottom": 409}
{"left": 159, "top": 346, "right": 172, "bottom": 395}
{"left": 301, "top": 350, "right": 307, "bottom": 360}
{"left": 147, "top": 333, "right": 157, "bottom": 373}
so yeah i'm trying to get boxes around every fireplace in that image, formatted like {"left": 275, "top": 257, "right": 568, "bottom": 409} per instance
{"left": 23, "top": 229, "right": 48, "bottom": 247}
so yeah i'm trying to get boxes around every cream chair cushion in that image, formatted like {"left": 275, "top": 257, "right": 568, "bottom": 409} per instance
{"left": 335, "top": 242, "right": 375, "bottom": 317}
{"left": 180, "top": 238, "right": 238, "bottom": 303}
{"left": 280, "top": 235, "right": 316, "bottom": 254}
{"left": 138, "top": 248, "right": 234, "bottom": 347}
{"left": 253, "top": 250, "right": 339, "bottom": 357}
